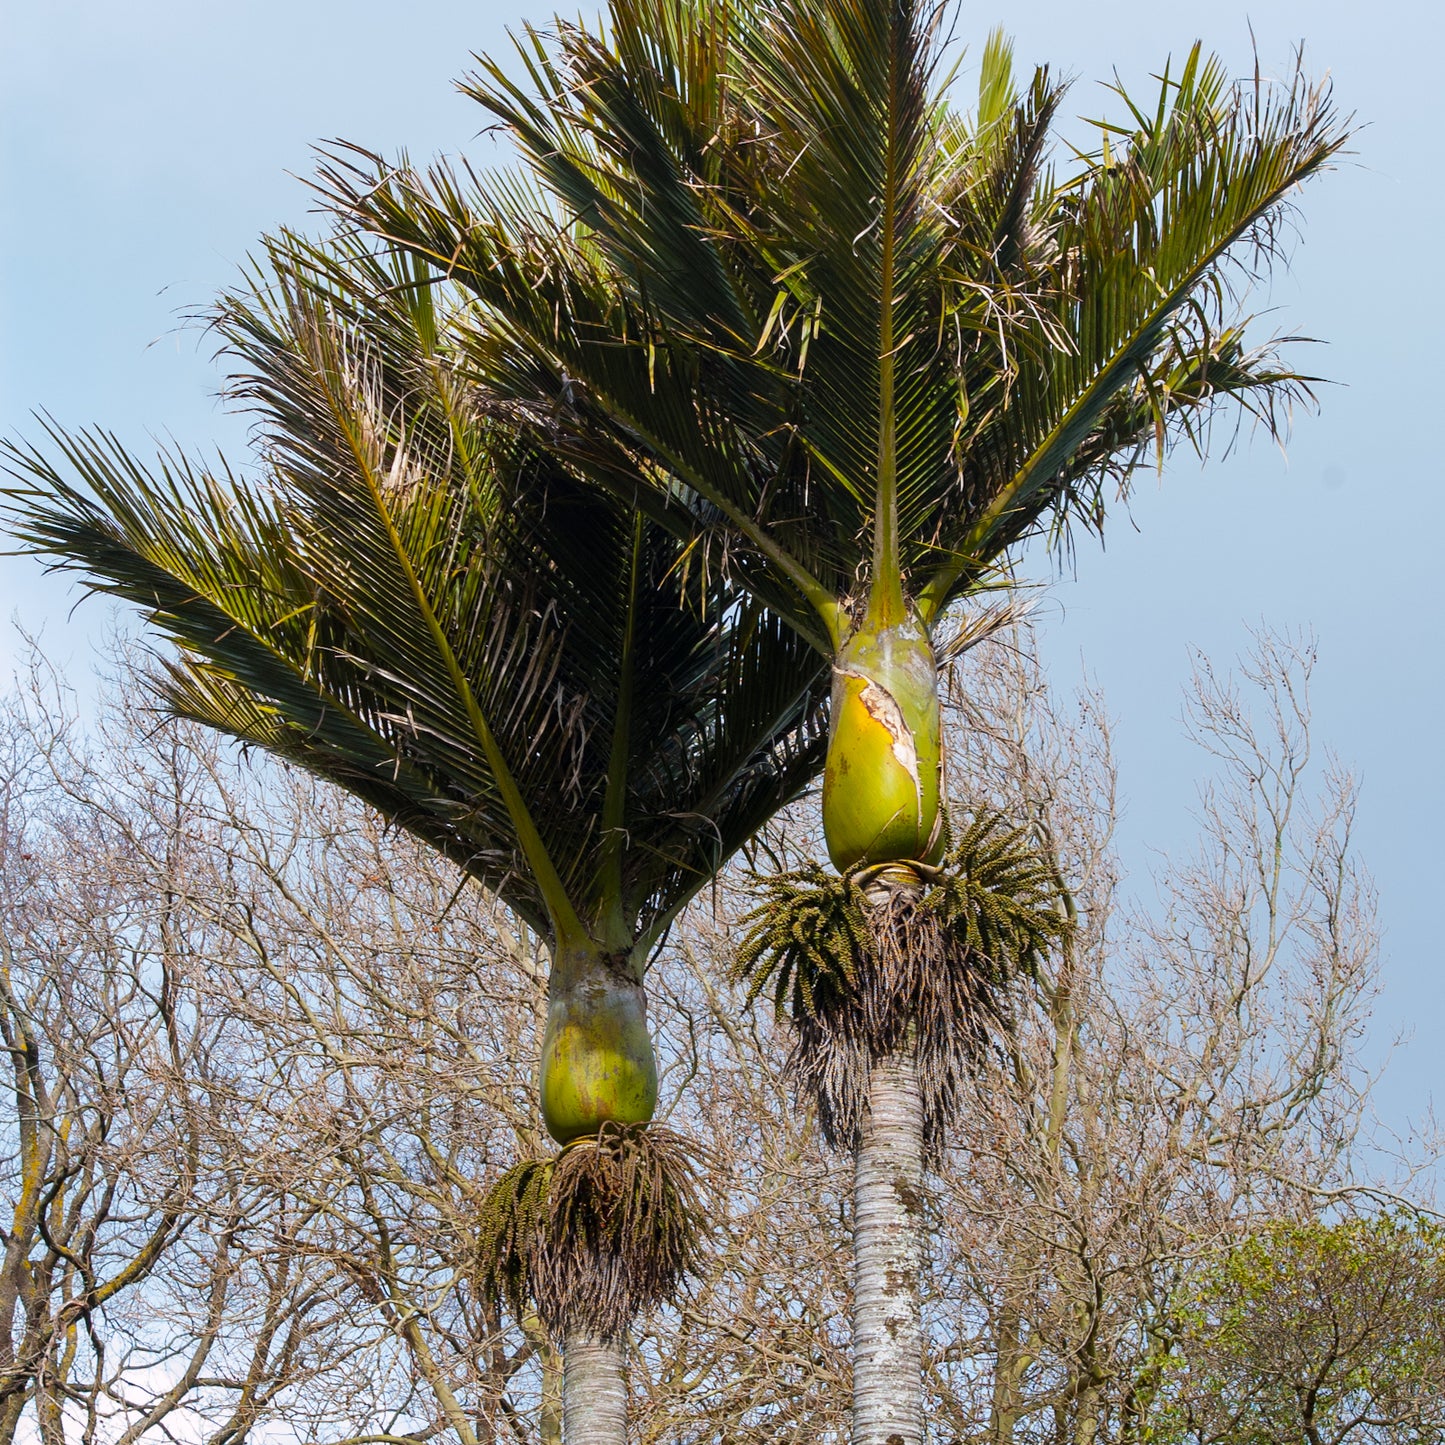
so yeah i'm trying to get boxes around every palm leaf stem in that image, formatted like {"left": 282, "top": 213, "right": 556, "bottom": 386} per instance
{"left": 595, "top": 510, "right": 644, "bottom": 953}
{"left": 867, "top": 3, "right": 905, "bottom": 632}
{"left": 335, "top": 403, "right": 592, "bottom": 956}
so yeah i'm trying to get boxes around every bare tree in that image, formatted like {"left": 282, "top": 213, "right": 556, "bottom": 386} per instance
{"left": 0, "top": 653, "right": 329, "bottom": 1445}
{"left": 186, "top": 757, "right": 561, "bottom": 1444}
{"left": 919, "top": 626, "right": 1424, "bottom": 1445}
{"left": 604, "top": 623, "right": 1426, "bottom": 1445}
{"left": 0, "top": 643, "right": 850, "bottom": 1444}
{"left": 1, "top": 623, "right": 1433, "bottom": 1445}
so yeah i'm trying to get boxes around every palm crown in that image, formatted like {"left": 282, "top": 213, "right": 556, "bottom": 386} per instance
{"left": 321, "top": 0, "right": 1345, "bottom": 657}
{"left": 3, "top": 233, "right": 827, "bottom": 966}
{"left": 306, "top": 15, "right": 1349, "bottom": 1432}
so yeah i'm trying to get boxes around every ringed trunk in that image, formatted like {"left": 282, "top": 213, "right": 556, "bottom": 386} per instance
{"left": 562, "top": 1330, "right": 627, "bottom": 1445}
{"left": 852, "top": 1046, "right": 925, "bottom": 1445}
{"left": 823, "top": 614, "right": 943, "bottom": 873}
{"left": 825, "top": 604, "right": 937, "bottom": 1442}
{"left": 540, "top": 951, "right": 657, "bottom": 1145}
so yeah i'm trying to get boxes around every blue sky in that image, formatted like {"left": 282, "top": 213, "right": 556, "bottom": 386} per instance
{"left": 3, "top": 1, "right": 1440, "bottom": 1154}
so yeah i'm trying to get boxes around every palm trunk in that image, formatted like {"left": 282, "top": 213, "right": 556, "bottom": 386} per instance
{"left": 562, "top": 1331, "right": 626, "bottom": 1445}
{"left": 823, "top": 589, "right": 938, "bottom": 1444}
{"left": 852, "top": 1047, "right": 925, "bottom": 1445}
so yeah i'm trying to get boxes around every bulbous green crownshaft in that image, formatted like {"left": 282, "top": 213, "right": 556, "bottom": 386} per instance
{"left": 822, "top": 610, "right": 943, "bottom": 874}
{"left": 539, "top": 950, "right": 658, "bottom": 1144}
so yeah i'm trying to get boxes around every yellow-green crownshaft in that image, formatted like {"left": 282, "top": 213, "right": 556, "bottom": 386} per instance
{"left": 539, "top": 957, "right": 658, "bottom": 1144}
{"left": 822, "top": 186, "right": 946, "bottom": 878}
{"left": 822, "top": 612, "right": 943, "bottom": 874}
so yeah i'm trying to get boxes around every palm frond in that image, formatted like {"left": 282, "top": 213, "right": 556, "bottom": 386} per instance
{"left": 3, "top": 227, "right": 830, "bottom": 959}
{"left": 921, "top": 47, "right": 1345, "bottom": 612}
{"left": 320, "top": 12, "right": 1344, "bottom": 643}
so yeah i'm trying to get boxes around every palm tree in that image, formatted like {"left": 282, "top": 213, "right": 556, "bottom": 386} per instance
{"left": 316, "top": 0, "right": 1349, "bottom": 1436}
{"left": 1, "top": 231, "right": 828, "bottom": 1444}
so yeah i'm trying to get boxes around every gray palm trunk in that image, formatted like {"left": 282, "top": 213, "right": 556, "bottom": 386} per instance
{"left": 852, "top": 1048, "right": 926, "bottom": 1445}
{"left": 563, "top": 1333, "right": 626, "bottom": 1445}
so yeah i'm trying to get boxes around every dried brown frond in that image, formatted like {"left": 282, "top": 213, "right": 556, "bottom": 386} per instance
{"left": 474, "top": 1123, "right": 703, "bottom": 1342}
{"left": 811, "top": 884, "right": 1000, "bottom": 1157}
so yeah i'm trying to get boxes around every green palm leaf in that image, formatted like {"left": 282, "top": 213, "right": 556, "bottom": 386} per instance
{"left": 3, "top": 230, "right": 828, "bottom": 960}
{"left": 321, "top": 3, "right": 1345, "bottom": 643}
{"left": 926, "top": 47, "right": 1343, "bottom": 611}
